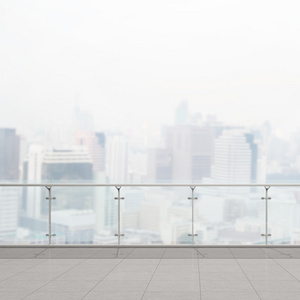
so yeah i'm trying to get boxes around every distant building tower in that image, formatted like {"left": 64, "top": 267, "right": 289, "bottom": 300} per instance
{"left": 245, "top": 133, "right": 258, "bottom": 183}
{"left": 23, "top": 145, "right": 44, "bottom": 218}
{"left": 0, "top": 128, "right": 20, "bottom": 180}
{"left": 147, "top": 149, "right": 172, "bottom": 182}
{"left": 211, "top": 130, "right": 252, "bottom": 184}
{"left": 165, "top": 125, "right": 214, "bottom": 182}
{"left": 106, "top": 136, "right": 128, "bottom": 183}
{"left": 23, "top": 146, "right": 93, "bottom": 218}
{"left": 75, "top": 131, "right": 106, "bottom": 172}
{"left": 0, "top": 129, "right": 20, "bottom": 238}
{"left": 175, "top": 100, "right": 189, "bottom": 125}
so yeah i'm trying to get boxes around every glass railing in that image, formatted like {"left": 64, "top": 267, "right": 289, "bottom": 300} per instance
{"left": 0, "top": 183, "right": 300, "bottom": 245}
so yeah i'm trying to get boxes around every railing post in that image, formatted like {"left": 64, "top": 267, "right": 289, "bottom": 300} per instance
{"left": 45, "top": 186, "right": 56, "bottom": 245}
{"left": 261, "top": 186, "right": 271, "bottom": 245}
{"left": 188, "top": 186, "right": 198, "bottom": 244}
{"left": 114, "top": 186, "right": 125, "bottom": 245}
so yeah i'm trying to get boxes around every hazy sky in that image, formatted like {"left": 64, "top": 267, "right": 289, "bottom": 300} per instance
{"left": 1, "top": 0, "right": 300, "bottom": 138}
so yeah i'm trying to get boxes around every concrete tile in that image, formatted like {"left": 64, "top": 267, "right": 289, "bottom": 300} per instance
{"left": 240, "top": 265, "right": 286, "bottom": 272}
{"left": 26, "top": 264, "right": 74, "bottom": 273}
{"left": 200, "top": 271, "right": 247, "bottom": 281}
{"left": 0, "top": 291, "right": 32, "bottom": 300}
{"left": 244, "top": 270, "right": 295, "bottom": 280}
{"left": 198, "top": 259, "right": 238, "bottom": 265}
{"left": 38, "top": 280, "right": 98, "bottom": 292}
{"left": 9, "top": 272, "right": 60, "bottom": 281}
{"left": 105, "top": 271, "right": 153, "bottom": 281}
{"left": 237, "top": 259, "right": 277, "bottom": 265}
{"left": 0, "top": 280, "right": 48, "bottom": 292}
{"left": 258, "top": 291, "right": 300, "bottom": 300}
{"left": 80, "top": 259, "right": 122, "bottom": 265}
{"left": 70, "top": 265, "right": 115, "bottom": 273}
{"left": 201, "top": 280, "right": 253, "bottom": 292}
{"left": 24, "top": 291, "right": 87, "bottom": 299}
{"left": 280, "top": 265, "right": 300, "bottom": 273}
{"left": 156, "top": 265, "right": 198, "bottom": 272}
{"left": 143, "top": 291, "right": 201, "bottom": 300}
{"left": 153, "top": 271, "right": 199, "bottom": 281}
{"left": 120, "top": 259, "right": 159, "bottom": 265}
{"left": 251, "top": 280, "right": 300, "bottom": 291}
{"left": 275, "top": 259, "right": 300, "bottom": 265}
{"left": 147, "top": 280, "right": 200, "bottom": 292}
{"left": 160, "top": 259, "right": 198, "bottom": 265}
{"left": 114, "top": 264, "right": 157, "bottom": 272}
{"left": 83, "top": 291, "right": 144, "bottom": 300}
{"left": 39, "top": 259, "right": 84, "bottom": 265}
{"left": 93, "top": 280, "right": 149, "bottom": 291}
{"left": 2, "top": 259, "right": 43, "bottom": 266}
{"left": 199, "top": 264, "right": 241, "bottom": 272}
{"left": 54, "top": 271, "right": 108, "bottom": 281}
{"left": 201, "top": 291, "right": 260, "bottom": 300}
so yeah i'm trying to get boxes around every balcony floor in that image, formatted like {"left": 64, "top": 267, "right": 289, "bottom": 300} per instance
{"left": 1, "top": 247, "right": 300, "bottom": 299}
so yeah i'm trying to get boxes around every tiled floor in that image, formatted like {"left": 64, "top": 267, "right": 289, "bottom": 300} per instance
{"left": 1, "top": 247, "right": 300, "bottom": 299}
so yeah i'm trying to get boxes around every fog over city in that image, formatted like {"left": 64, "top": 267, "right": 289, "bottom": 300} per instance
{"left": 1, "top": 0, "right": 300, "bottom": 137}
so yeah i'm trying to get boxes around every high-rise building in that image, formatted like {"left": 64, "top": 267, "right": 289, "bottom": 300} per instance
{"left": 211, "top": 130, "right": 252, "bottom": 183}
{"left": 106, "top": 136, "right": 128, "bottom": 183}
{"left": 23, "top": 145, "right": 44, "bottom": 218}
{"left": 75, "top": 131, "right": 105, "bottom": 172}
{"left": 245, "top": 133, "right": 258, "bottom": 182}
{"left": 147, "top": 149, "right": 172, "bottom": 182}
{"left": 175, "top": 100, "right": 189, "bottom": 125}
{"left": 0, "top": 187, "right": 19, "bottom": 239}
{"left": 23, "top": 146, "right": 93, "bottom": 218}
{"left": 0, "top": 128, "right": 20, "bottom": 180}
{"left": 165, "top": 125, "right": 215, "bottom": 182}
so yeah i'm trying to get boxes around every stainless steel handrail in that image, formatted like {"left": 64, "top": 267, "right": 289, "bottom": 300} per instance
{"left": 0, "top": 183, "right": 300, "bottom": 187}
{"left": 0, "top": 183, "right": 299, "bottom": 246}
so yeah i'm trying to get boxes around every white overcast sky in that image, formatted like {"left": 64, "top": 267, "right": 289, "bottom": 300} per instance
{"left": 1, "top": 0, "right": 300, "bottom": 138}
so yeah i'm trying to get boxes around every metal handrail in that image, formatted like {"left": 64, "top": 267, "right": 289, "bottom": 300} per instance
{"left": 1, "top": 183, "right": 299, "bottom": 246}
{"left": 0, "top": 183, "right": 300, "bottom": 187}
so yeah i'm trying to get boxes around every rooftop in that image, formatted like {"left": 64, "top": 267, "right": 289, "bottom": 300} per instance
{"left": 1, "top": 247, "right": 300, "bottom": 299}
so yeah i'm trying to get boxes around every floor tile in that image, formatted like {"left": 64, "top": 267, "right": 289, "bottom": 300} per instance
{"left": 105, "top": 271, "right": 153, "bottom": 281}
{"left": 93, "top": 280, "right": 149, "bottom": 292}
{"left": 199, "top": 264, "right": 241, "bottom": 272}
{"left": 258, "top": 291, "right": 300, "bottom": 300}
{"left": 39, "top": 259, "right": 84, "bottom": 265}
{"left": 244, "top": 270, "right": 295, "bottom": 280}
{"left": 200, "top": 271, "right": 247, "bottom": 281}
{"left": 201, "top": 291, "right": 260, "bottom": 300}
{"left": 147, "top": 280, "right": 200, "bottom": 292}
{"left": 251, "top": 280, "right": 300, "bottom": 292}
{"left": 83, "top": 291, "right": 144, "bottom": 300}
{"left": 0, "top": 291, "right": 32, "bottom": 300}
{"left": 24, "top": 291, "right": 87, "bottom": 299}
{"left": 142, "top": 291, "right": 201, "bottom": 300}
{"left": 159, "top": 259, "right": 199, "bottom": 265}
{"left": 54, "top": 271, "right": 108, "bottom": 281}
{"left": 37, "top": 280, "right": 99, "bottom": 292}
{"left": 120, "top": 259, "right": 159, "bottom": 265}
{"left": 0, "top": 280, "right": 48, "bottom": 292}
{"left": 113, "top": 264, "right": 157, "bottom": 272}
{"left": 153, "top": 271, "right": 199, "bottom": 281}
{"left": 201, "top": 280, "right": 254, "bottom": 292}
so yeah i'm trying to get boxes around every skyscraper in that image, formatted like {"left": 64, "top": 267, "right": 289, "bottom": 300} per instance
{"left": 0, "top": 128, "right": 20, "bottom": 180}
{"left": 23, "top": 146, "right": 93, "bottom": 218}
{"left": 165, "top": 125, "right": 215, "bottom": 182}
{"left": 75, "top": 131, "right": 105, "bottom": 172}
{"left": 106, "top": 135, "right": 128, "bottom": 183}
{"left": 211, "top": 130, "right": 252, "bottom": 184}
